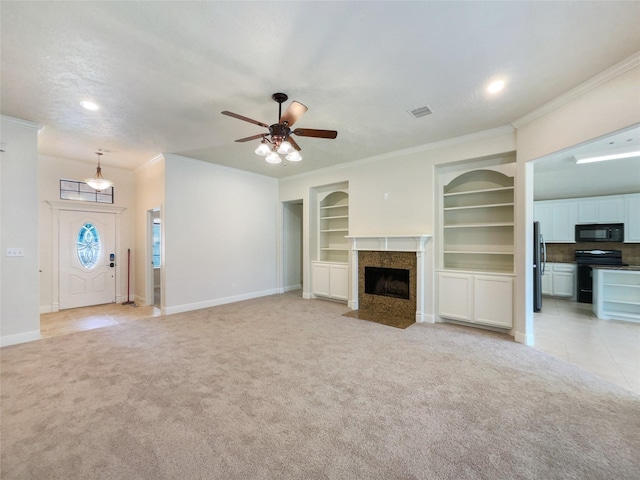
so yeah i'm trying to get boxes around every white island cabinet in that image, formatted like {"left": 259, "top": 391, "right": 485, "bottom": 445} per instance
{"left": 592, "top": 267, "right": 640, "bottom": 322}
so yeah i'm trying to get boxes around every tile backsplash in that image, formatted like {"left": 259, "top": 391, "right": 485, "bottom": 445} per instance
{"left": 546, "top": 242, "right": 640, "bottom": 265}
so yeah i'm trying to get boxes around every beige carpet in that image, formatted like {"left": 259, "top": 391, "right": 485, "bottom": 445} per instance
{"left": 1, "top": 292, "right": 639, "bottom": 479}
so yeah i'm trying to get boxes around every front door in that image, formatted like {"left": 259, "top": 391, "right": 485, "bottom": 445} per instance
{"left": 59, "top": 210, "right": 116, "bottom": 309}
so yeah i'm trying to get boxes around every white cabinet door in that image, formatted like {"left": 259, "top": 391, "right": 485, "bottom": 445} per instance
{"left": 552, "top": 271, "right": 575, "bottom": 298}
{"left": 577, "top": 201, "right": 598, "bottom": 223}
{"left": 533, "top": 204, "right": 552, "bottom": 240}
{"left": 474, "top": 275, "right": 513, "bottom": 328}
{"left": 550, "top": 201, "right": 577, "bottom": 242}
{"left": 597, "top": 197, "right": 624, "bottom": 222}
{"left": 438, "top": 272, "right": 473, "bottom": 321}
{"left": 624, "top": 194, "right": 640, "bottom": 243}
{"left": 311, "top": 262, "right": 330, "bottom": 298}
{"left": 329, "top": 264, "right": 349, "bottom": 301}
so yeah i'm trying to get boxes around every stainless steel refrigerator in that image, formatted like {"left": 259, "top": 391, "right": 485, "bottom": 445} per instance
{"left": 533, "top": 221, "right": 546, "bottom": 312}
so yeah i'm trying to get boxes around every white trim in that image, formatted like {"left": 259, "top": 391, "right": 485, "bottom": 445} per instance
{"left": 284, "top": 284, "right": 302, "bottom": 292}
{"left": 0, "top": 115, "right": 42, "bottom": 130}
{"left": 1, "top": 331, "right": 41, "bottom": 347}
{"left": 39, "top": 305, "right": 52, "bottom": 314}
{"left": 512, "top": 51, "right": 640, "bottom": 128}
{"left": 163, "top": 288, "right": 279, "bottom": 315}
{"left": 515, "top": 331, "right": 534, "bottom": 346}
{"left": 46, "top": 200, "right": 126, "bottom": 214}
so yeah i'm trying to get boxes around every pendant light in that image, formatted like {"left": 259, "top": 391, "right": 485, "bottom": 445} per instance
{"left": 84, "top": 151, "right": 113, "bottom": 190}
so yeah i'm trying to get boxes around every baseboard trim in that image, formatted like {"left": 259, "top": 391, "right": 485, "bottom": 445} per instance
{"left": 163, "top": 289, "right": 279, "bottom": 315}
{"left": 40, "top": 305, "right": 52, "bottom": 314}
{"left": 1, "top": 330, "right": 41, "bottom": 347}
{"left": 302, "top": 292, "right": 314, "bottom": 300}
{"left": 417, "top": 313, "right": 436, "bottom": 324}
{"left": 284, "top": 284, "right": 302, "bottom": 293}
{"left": 514, "top": 331, "right": 534, "bottom": 346}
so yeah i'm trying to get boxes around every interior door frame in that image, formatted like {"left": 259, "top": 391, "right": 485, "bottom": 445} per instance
{"left": 47, "top": 200, "right": 126, "bottom": 312}
{"left": 146, "top": 208, "right": 162, "bottom": 308}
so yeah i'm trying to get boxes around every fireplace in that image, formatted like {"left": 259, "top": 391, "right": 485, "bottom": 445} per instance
{"left": 347, "top": 235, "right": 432, "bottom": 323}
{"left": 365, "top": 267, "right": 410, "bottom": 300}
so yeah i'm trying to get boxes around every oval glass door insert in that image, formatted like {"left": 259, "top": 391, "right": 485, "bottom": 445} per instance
{"left": 77, "top": 223, "right": 101, "bottom": 269}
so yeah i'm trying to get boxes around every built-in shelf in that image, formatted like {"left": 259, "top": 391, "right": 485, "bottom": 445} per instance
{"left": 593, "top": 269, "right": 640, "bottom": 322}
{"left": 318, "top": 190, "right": 349, "bottom": 264}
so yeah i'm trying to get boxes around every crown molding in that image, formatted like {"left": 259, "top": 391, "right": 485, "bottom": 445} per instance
{"left": 280, "top": 125, "right": 515, "bottom": 183}
{"left": 512, "top": 51, "right": 640, "bottom": 129}
{"left": 0, "top": 115, "right": 42, "bottom": 130}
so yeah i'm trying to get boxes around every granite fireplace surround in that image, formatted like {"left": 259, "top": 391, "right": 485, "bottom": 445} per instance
{"left": 347, "top": 235, "right": 432, "bottom": 323}
{"left": 358, "top": 251, "right": 416, "bottom": 321}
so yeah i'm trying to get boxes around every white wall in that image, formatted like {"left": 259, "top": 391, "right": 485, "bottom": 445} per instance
{"left": 38, "top": 155, "right": 136, "bottom": 312}
{"left": 163, "top": 154, "right": 278, "bottom": 314}
{"left": 279, "top": 127, "right": 517, "bottom": 322}
{"left": 134, "top": 156, "right": 165, "bottom": 306}
{"left": 1, "top": 116, "right": 40, "bottom": 346}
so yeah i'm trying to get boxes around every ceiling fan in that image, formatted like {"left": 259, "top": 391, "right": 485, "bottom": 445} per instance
{"left": 221, "top": 93, "right": 338, "bottom": 164}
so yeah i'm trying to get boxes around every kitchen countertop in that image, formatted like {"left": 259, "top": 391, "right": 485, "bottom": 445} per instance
{"left": 591, "top": 265, "right": 640, "bottom": 272}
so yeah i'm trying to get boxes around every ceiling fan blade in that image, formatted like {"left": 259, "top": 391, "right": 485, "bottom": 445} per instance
{"left": 221, "top": 111, "right": 270, "bottom": 128}
{"left": 279, "top": 101, "right": 308, "bottom": 126}
{"left": 292, "top": 128, "right": 338, "bottom": 139}
{"left": 287, "top": 136, "right": 302, "bottom": 151}
{"left": 235, "top": 134, "right": 266, "bottom": 143}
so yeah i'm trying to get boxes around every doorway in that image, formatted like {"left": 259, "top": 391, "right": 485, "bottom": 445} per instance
{"left": 282, "top": 200, "right": 303, "bottom": 295}
{"left": 148, "top": 209, "right": 162, "bottom": 308}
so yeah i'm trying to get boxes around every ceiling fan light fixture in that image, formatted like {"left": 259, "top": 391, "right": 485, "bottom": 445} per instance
{"left": 277, "top": 141, "right": 294, "bottom": 155}
{"left": 265, "top": 152, "right": 282, "bottom": 164}
{"left": 286, "top": 151, "right": 302, "bottom": 162}
{"left": 255, "top": 141, "right": 271, "bottom": 156}
{"left": 84, "top": 151, "right": 113, "bottom": 190}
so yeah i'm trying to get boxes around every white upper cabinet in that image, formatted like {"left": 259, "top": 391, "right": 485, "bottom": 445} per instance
{"left": 577, "top": 195, "right": 624, "bottom": 224}
{"left": 533, "top": 200, "right": 577, "bottom": 243}
{"left": 624, "top": 193, "right": 640, "bottom": 243}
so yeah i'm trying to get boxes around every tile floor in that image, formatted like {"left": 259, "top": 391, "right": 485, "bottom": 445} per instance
{"left": 40, "top": 302, "right": 161, "bottom": 339}
{"left": 40, "top": 297, "right": 639, "bottom": 396}
{"left": 534, "top": 297, "right": 640, "bottom": 395}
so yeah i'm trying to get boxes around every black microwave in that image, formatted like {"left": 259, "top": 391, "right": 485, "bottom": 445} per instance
{"left": 575, "top": 223, "right": 624, "bottom": 242}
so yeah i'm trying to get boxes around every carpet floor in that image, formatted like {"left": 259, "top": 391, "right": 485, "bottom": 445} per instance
{"left": 1, "top": 292, "right": 639, "bottom": 479}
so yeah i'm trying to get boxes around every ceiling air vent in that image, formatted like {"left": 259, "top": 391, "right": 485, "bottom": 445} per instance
{"left": 408, "top": 105, "right": 434, "bottom": 119}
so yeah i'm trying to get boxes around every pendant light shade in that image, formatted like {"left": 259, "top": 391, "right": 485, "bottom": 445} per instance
{"left": 84, "top": 152, "right": 113, "bottom": 190}
{"left": 265, "top": 152, "right": 282, "bottom": 164}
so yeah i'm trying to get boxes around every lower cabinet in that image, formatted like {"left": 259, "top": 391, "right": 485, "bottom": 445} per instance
{"left": 311, "top": 262, "right": 348, "bottom": 302}
{"left": 437, "top": 271, "right": 513, "bottom": 328}
{"left": 542, "top": 263, "right": 577, "bottom": 299}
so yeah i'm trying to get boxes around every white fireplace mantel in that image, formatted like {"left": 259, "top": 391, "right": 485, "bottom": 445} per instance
{"left": 346, "top": 234, "right": 432, "bottom": 323}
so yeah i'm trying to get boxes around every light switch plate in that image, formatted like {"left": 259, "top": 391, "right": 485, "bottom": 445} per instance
{"left": 6, "top": 248, "right": 25, "bottom": 257}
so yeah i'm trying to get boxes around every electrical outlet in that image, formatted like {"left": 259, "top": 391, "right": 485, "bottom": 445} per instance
{"left": 6, "top": 248, "right": 24, "bottom": 257}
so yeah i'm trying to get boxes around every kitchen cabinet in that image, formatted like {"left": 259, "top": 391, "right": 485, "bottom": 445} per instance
{"left": 541, "top": 262, "right": 577, "bottom": 299}
{"left": 311, "top": 262, "right": 348, "bottom": 301}
{"left": 624, "top": 193, "right": 640, "bottom": 243}
{"left": 438, "top": 271, "right": 513, "bottom": 328}
{"left": 533, "top": 200, "right": 577, "bottom": 243}
{"left": 577, "top": 195, "right": 624, "bottom": 223}
{"left": 592, "top": 268, "right": 640, "bottom": 322}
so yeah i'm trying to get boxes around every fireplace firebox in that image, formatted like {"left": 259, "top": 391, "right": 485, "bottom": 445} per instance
{"left": 364, "top": 267, "right": 410, "bottom": 300}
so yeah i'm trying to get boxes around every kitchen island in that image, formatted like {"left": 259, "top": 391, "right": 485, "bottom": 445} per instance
{"left": 592, "top": 266, "right": 640, "bottom": 322}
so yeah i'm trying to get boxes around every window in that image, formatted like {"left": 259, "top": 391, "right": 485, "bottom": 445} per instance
{"left": 60, "top": 179, "right": 114, "bottom": 203}
{"left": 152, "top": 220, "right": 161, "bottom": 267}
{"left": 77, "top": 223, "right": 101, "bottom": 269}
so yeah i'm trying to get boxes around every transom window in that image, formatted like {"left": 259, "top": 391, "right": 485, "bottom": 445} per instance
{"left": 77, "top": 223, "right": 102, "bottom": 269}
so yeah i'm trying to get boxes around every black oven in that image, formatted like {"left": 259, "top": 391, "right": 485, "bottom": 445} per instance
{"left": 575, "top": 223, "right": 624, "bottom": 243}
{"left": 575, "top": 249, "right": 627, "bottom": 303}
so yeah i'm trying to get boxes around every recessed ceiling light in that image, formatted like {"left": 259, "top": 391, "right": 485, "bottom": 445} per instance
{"left": 487, "top": 80, "right": 505, "bottom": 94}
{"left": 80, "top": 101, "right": 100, "bottom": 111}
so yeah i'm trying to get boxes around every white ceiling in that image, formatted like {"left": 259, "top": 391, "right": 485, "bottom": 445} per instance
{"left": 2, "top": 1, "right": 640, "bottom": 178}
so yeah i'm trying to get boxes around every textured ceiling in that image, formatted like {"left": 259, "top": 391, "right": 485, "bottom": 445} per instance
{"left": 1, "top": 1, "right": 640, "bottom": 178}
